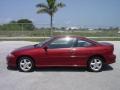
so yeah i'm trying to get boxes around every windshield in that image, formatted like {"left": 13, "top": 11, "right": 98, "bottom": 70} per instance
{"left": 36, "top": 38, "right": 52, "bottom": 47}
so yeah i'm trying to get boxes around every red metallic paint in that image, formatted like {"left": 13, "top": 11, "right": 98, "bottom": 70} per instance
{"left": 6, "top": 36, "right": 116, "bottom": 68}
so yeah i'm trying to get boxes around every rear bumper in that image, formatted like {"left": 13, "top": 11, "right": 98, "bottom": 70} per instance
{"left": 6, "top": 54, "right": 17, "bottom": 68}
{"left": 105, "top": 54, "right": 116, "bottom": 64}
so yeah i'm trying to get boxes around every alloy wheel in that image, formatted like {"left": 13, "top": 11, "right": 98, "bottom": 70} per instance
{"left": 18, "top": 57, "right": 34, "bottom": 72}
{"left": 89, "top": 57, "right": 103, "bottom": 72}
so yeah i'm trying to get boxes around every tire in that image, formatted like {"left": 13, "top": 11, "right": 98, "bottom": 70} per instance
{"left": 88, "top": 57, "right": 103, "bottom": 72}
{"left": 18, "top": 57, "right": 34, "bottom": 72}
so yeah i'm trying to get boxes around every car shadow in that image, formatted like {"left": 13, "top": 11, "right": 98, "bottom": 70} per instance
{"left": 102, "top": 64, "right": 113, "bottom": 71}
{"left": 35, "top": 67, "right": 87, "bottom": 72}
{"left": 35, "top": 64, "right": 113, "bottom": 72}
{"left": 7, "top": 66, "right": 18, "bottom": 71}
{"left": 7, "top": 64, "right": 113, "bottom": 72}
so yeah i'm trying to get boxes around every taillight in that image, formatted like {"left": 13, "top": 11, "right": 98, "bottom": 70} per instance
{"left": 111, "top": 45, "right": 114, "bottom": 52}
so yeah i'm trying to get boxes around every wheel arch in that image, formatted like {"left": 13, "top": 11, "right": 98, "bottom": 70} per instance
{"left": 88, "top": 54, "right": 106, "bottom": 64}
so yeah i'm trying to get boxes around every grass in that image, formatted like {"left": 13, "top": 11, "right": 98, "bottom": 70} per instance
{"left": 0, "top": 37, "right": 120, "bottom": 42}
{"left": 0, "top": 30, "right": 120, "bottom": 41}
{"left": 0, "top": 30, "right": 119, "bottom": 37}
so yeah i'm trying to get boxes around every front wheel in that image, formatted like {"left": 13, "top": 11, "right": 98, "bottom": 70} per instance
{"left": 88, "top": 57, "right": 103, "bottom": 72}
{"left": 18, "top": 57, "right": 34, "bottom": 72}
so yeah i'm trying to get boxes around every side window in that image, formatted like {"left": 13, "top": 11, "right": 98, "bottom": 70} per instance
{"left": 48, "top": 37, "right": 76, "bottom": 49}
{"left": 76, "top": 39, "right": 93, "bottom": 47}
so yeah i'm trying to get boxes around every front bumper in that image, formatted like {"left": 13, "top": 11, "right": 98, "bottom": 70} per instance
{"left": 6, "top": 54, "right": 17, "bottom": 68}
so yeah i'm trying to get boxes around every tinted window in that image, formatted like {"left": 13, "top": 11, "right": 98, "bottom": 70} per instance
{"left": 38, "top": 38, "right": 52, "bottom": 47}
{"left": 48, "top": 37, "right": 76, "bottom": 49}
{"left": 76, "top": 39, "right": 92, "bottom": 47}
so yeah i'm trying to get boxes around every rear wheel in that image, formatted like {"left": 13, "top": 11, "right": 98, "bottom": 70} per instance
{"left": 18, "top": 57, "right": 34, "bottom": 72}
{"left": 88, "top": 57, "right": 103, "bottom": 72}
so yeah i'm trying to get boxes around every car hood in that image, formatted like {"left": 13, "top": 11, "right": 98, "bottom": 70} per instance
{"left": 12, "top": 45, "right": 36, "bottom": 53}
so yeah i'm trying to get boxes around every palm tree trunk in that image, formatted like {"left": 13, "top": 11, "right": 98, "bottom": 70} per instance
{"left": 50, "top": 15, "right": 53, "bottom": 28}
{"left": 50, "top": 15, "right": 53, "bottom": 36}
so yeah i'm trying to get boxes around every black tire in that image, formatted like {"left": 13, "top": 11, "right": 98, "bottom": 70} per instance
{"left": 88, "top": 57, "right": 103, "bottom": 72}
{"left": 18, "top": 57, "right": 34, "bottom": 72}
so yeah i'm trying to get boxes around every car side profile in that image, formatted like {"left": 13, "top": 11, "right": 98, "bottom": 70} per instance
{"left": 7, "top": 36, "right": 116, "bottom": 72}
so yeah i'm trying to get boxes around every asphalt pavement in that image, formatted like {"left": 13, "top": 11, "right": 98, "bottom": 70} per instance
{"left": 0, "top": 41, "right": 120, "bottom": 90}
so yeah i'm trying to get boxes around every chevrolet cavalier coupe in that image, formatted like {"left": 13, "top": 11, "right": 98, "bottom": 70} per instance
{"left": 7, "top": 36, "right": 116, "bottom": 72}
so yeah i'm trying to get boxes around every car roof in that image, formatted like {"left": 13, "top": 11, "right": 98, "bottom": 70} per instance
{"left": 52, "top": 35, "right": 99, "bottom": 45}
{"left": 53, "top": 35, "right": 86, "bottom": 39}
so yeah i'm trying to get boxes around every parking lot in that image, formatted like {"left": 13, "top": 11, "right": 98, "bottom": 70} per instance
{"left": 0, "top": 41, "right": 120, "bottom": 90}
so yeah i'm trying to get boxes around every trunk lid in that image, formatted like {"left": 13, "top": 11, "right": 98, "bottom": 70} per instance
{"left": 99, "top": 42, "right": 114, "bottom": 53}
{"left": 99, "top": 42, "right": 113, "bottom": 46}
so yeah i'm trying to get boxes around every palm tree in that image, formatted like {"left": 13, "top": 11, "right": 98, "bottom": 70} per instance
{"left": 36, "top": 0, "right": 65, "bottom": 28}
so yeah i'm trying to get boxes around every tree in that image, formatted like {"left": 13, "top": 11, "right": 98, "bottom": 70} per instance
{"left": 17, "top": 19, "right": 35, "bottom": 30}
{"left": 36, "top": 0, "right": 65, "bottom": 28}
{"left": 0, "top": 19, "right": 35, "bottom": 31}
{"left": 10, "top": 20, "right": 17, "bottom": 24}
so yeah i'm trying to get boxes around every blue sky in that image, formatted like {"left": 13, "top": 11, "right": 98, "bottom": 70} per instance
{"left": 0, "top": 0, "right": 120, "bottom": 28}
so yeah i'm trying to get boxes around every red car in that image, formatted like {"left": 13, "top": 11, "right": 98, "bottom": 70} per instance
{"left": 7, "top": 36, "right": 116, "bottom": 72}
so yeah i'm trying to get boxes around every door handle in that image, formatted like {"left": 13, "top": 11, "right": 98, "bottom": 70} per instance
{"left": 70, "top": 49, "right": 76, "bottom": 53}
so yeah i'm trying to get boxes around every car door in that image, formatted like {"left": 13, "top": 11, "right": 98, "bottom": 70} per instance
{"left": 69, "top": 39, "right": 96, "bottom": 66}
{"left": 39, "top": 37, "right": 76, "bottom": 66}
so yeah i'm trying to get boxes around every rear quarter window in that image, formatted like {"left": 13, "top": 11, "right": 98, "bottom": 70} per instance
{"left": 76, "top": 39, "right": 93, "bottom": 47}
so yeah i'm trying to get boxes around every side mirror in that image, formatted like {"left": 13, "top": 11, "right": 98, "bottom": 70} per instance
{"left": 43, "top": 46, "right": 48, "bottom": 52}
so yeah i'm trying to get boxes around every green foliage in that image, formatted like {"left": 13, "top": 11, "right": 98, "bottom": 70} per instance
{"left": 17, "top": 19, "right": 32, "bottom": 23}
{"left": 0, "top": 29, "right": 119, "bottom": 37}
{"left": 0, "top": 30, "right": 119, "bottom": 41}
{"left": 0, "top": 19, "right": 35, "bottom": 31}
{"left": 17, "top": 19, "right": 35, "bottom": 30}
{"left": 36, "top": 0, "right": 65, "bottom": 28}
{"left": 2, "top": 23, "right": 21, "bottom": 31}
